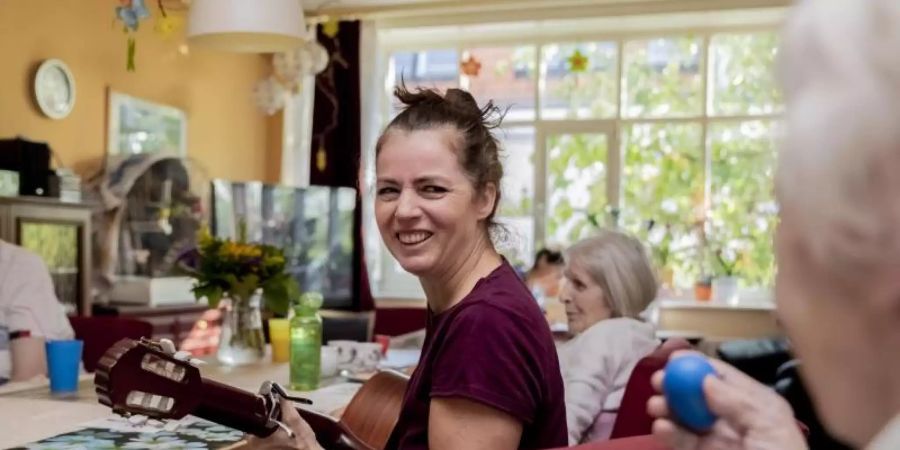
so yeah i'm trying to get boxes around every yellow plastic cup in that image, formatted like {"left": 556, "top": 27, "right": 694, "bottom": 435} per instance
{"left": 268, "top": 318, "right": 290, "bottom": 363}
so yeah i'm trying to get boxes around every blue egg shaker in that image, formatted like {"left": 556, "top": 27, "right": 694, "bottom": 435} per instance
{"left": 662, "top": 354, "right": 718, "bottom": 432}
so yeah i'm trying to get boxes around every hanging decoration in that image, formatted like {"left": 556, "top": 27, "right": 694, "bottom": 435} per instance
{"left": 116, "top": 0, "right": 151, "bottom": 71}
{"left": 567, "top": 49, "right": 590, "bottom": 73}
{"left": 322, "top": 17, "right": 341, "bottom": 39}
{"left": 310, "top": 20, "right": 351, "bottom": 175}
{"left": 460, "top": 53, "right": 482, "bottom": 77}
{"left": 154, "top": 15, "right": 183, "bottom": 38}
{"left": 254, "top": 39, "right": 331, "bottom": 115}
{"left": 316, "top": 145, "right": 327, "bottom": 172}
{"left": 253, "top": 77, "right": 287, "bottom": 115}
{"left": 114, "top": 0, "right": 188, "bottom": 71}
{"left": 154, "top": 0, "right": 187, "bottom": 38}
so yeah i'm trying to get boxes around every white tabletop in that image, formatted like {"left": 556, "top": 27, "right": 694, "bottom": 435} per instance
{"left": 0, "top": 397, "right": 111, "bottom": 448}
{"left": 0, "top": 359, "right": 362, "bottom": 448}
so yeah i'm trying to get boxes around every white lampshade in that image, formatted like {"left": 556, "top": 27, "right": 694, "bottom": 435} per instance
{"left": 188, "top": 0, "right": 306, "bottom": 53}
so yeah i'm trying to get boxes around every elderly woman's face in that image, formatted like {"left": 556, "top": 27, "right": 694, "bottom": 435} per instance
{"left": 560, "top": 260, "right": 612, "bottom": 335}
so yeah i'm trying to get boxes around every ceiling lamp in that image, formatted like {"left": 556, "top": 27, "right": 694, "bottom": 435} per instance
{"left": 187, "top": 0, "right": 307, "bottom": 53}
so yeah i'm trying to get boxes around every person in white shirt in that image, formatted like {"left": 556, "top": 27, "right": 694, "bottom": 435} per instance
{"left": 0, "top": 239, "right": 75, "bottom": 384}
{"left": 647, "top": 1, "right": 900, "bottom": 449}
{"left": 557, "top": 230, "right": 660, "bottom": 445}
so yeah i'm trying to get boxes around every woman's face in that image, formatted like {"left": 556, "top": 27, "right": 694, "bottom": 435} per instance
{"left": 374, "top": 128, "right": 495, "bottom": 278}
{"left": 559, "top": 260, "right": 612, "bottom": 335}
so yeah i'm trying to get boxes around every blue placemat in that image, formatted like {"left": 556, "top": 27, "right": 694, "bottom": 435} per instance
{"left": 8, "top": 417, "right": 243, "bottom": 449}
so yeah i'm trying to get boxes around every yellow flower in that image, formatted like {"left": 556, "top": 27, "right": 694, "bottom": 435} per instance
{"left": 197, "top": 226, "right": 214, "bottom": 247}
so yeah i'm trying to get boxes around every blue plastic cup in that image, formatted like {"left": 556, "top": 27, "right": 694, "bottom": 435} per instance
{"left": 45, "top": 339, "right": 83, "bottom": 397}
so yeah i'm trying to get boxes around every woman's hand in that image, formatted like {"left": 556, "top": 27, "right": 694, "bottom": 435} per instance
{"left": 245, "top": 399, "right": 324, "bottom": 450}
{"left": 647, "top": 353, "right": 808, "bottom": 450}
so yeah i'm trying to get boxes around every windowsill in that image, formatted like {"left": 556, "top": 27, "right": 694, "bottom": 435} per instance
{"left": 657, "top": 298, "right": 775, "bottom": 311}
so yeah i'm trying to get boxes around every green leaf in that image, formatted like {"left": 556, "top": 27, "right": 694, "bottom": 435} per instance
{"left": 227, "top": 273, "right": 260, "bottom": 302}
{"left": 261, "top": 274, "right": 299, "bottom": 316}
{"left": 192, "top": 283, "right": 223, "bottom": 309}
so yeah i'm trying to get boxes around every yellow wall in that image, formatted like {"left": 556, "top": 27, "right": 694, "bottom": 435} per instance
{"left": 0, "top": 0, "right": 279, "bottom": 182}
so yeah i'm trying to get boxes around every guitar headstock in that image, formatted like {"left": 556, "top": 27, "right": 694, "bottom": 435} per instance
{"left": 94, "top": 338, "right": 204, "bottom": 421}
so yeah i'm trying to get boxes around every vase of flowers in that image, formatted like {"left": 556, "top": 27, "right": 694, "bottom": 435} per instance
{"left": 179, "top": 227, "right": 298, "bottom": 365}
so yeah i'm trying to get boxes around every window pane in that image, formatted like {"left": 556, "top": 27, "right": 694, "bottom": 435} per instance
{"left": 388, "top": 49, "right": 459, "bottom": 114}
{"left": 546, "top": 133, "right": 609, "bottom": 246}
{"left": 496, "top": 127, "right": 536, "bottom": 267}
{"left": 621, "top": 122, "right": 704, "bottom": 287}
{"left": 464, "top": 46, "right": 536, "bottom": 121}
{"left": 541, "top": 42, "right": 618, "bottom": 119}
{"left": 623, "top": 36, "right": 703, "bottom": 118}
{"left": 19, "top": 222, "right": 79, "bottom": 314}
{"left": 709, "top": 32, "right": 782, "bottom": 116}
{"left": 709, "top": 120, "right": 778, "bottom": 285}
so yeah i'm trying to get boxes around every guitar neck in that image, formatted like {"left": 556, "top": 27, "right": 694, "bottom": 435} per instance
{"left": 196, "top": 377, "right": 277, "bottom": 437}
{"left": 196, "top": 377, "right": 371, "bottom": 450}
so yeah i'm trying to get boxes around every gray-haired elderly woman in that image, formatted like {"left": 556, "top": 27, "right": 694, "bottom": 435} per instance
{"left": 648, "top": 1, "right": 900, "bottom": 449}
{"left": 557, "top": 229, "right": 660, "bottom": 444}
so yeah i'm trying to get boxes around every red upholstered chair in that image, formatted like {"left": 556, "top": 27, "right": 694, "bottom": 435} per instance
{"left": 549, "top": 435, "right": 670, "bottom": 450}
{"left": 608, "top": 338, "right": 693, "bottom": 439}
{"left": 68, "top": 316, "right": 153, "bottom": 372}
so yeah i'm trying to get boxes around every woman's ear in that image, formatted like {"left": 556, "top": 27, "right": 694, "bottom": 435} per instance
{"left": 474, "top": 182, "right": 498, "bottom": 220}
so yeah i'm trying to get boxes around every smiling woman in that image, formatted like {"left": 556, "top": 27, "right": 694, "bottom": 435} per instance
{"left": 252, "top": 86, "right": 568, "bottom": 450}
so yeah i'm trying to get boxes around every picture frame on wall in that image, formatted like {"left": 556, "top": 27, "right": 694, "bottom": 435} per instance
{"left": 106, "top": 90, "right": 187, "bottom": 161}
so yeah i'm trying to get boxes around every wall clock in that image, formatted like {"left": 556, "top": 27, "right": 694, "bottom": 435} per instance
{"left": 34, "top": 59, "right": 76, "bottom": 120}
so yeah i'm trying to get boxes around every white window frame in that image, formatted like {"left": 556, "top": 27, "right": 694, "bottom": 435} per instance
{"left": 367, "top": 9, "right": 786, "bottom": 300}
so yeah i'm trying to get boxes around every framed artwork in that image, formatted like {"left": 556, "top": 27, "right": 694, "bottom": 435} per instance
{"left": 107, "top": 90, "right": 187, "bottom": 160}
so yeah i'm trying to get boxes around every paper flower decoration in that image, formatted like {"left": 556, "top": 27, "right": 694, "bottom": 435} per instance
{"left": 266, "top": 40, "right": 330, "bottom": 102}
{"left": 116, "top": 0, "right": 152, "bottom": 72}
{"left": 116, "top": 0, "right": 151, "bottom": 32}
{"left": 322, "top": 18, "right": 340, "bottom": 39}
{"left": 460, "top": 54, "right": 482, "bottom": 77}
{"left": 154, "top": 15, "right": 183, "bottom": 38}
{"left": 254, "top": 77, "right": 287, "bottom": 116}
{"left": 567, "top": 49, "right": 589, "bottom": 73}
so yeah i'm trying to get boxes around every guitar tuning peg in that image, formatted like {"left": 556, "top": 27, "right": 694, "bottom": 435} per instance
{"left": 159, "top": 339, "right": 177, "bottom": 355}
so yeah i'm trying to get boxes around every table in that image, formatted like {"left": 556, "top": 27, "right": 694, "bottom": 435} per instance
{"left": 0, "top": 358, "right": 362, "bottom": 448}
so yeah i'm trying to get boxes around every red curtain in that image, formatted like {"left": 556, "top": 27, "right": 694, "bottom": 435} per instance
{"left": 310, "top": 21, "right": 374, "bottom": 312}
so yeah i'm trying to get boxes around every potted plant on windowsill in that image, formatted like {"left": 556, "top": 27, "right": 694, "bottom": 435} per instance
{"left": 711, "top": 247, "right": 741, "bottom": 305}
{"left": 645, "top": 220, "right": 675, "bottom": 288}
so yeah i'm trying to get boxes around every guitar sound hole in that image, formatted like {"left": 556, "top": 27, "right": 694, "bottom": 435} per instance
{"left": 126, "top": 390, "right": 176, "bottom": 413}
{"left": 140, "top": 354, "right": 187, "bottom": 382}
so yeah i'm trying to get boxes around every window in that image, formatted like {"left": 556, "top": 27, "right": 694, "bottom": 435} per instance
{"left": 374, "top": 25, "right": 782, "bottom": 296}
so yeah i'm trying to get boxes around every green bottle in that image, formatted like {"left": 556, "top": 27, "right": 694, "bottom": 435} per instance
{"left": 290, "top": 292, "right": 323, "bottom": 391}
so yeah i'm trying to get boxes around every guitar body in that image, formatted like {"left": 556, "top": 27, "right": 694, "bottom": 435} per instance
{"left": 339, "top": 370, "right": 408, "bottom": 450}
{"left": 94, "top": 338, "right": 408, "bottom": 450}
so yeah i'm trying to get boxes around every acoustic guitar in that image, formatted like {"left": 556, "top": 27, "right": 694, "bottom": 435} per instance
{"left": 94, "top": 338, "right": 408, "bottom": 450}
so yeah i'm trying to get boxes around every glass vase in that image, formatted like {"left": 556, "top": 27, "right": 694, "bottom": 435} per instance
{"left": 217, "top": 293, "right": 265, "bottom": 365}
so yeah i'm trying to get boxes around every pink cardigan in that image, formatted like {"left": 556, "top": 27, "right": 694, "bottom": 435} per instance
{"left": 557, "top": 318, "right": 659, "bottom": 445}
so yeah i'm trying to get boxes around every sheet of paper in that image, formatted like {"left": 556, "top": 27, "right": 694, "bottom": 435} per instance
{"left": 290, "top": 382, "right": 361, "bottom": 415}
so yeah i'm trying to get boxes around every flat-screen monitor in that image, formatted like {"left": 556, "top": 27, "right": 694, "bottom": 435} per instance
{"left": 210, "top": 180, "right": 357, "bottom": 309}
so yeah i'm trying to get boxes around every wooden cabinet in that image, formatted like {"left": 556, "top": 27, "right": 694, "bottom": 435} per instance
{"left": 0, "top": 195, "right": 92, "bottom": 316}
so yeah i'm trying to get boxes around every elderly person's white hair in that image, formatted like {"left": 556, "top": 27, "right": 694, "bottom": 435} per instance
{"left": 778, "top": 0, "right": 900, "bottom": 272}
